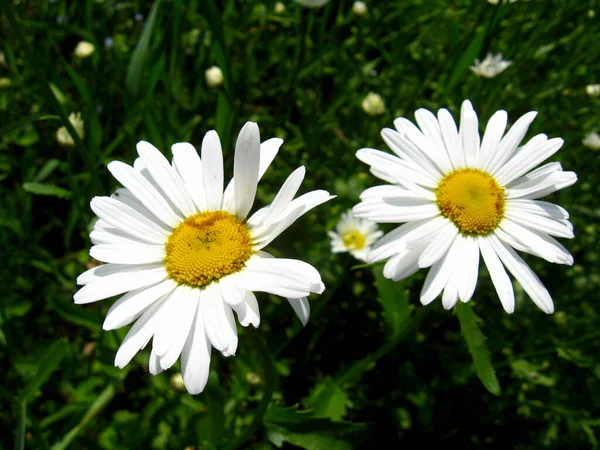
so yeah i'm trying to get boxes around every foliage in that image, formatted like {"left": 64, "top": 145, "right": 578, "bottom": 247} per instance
{"left": 1, "top": 0, "right": 599, "bottom": 449}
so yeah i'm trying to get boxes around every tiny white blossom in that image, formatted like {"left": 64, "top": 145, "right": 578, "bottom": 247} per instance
{"left": 585, "top": 84, "right": 600, "bottom": 97}
{"left": 470, "top": 53, "right": 512, "bottom": 78}
{"left": 361, "top": 92, "right": 385, "bottom": 116}
{"left": 56, "top": 112, "right": 84, "bottom": 147}
{"left": 328, "top": 210, "right": 383, "bottom": 261}
{"left": 582, "top": 132, "right": 600, "bottom": 150}
{"left": 274, "top": 2, "right": 286, "bottom": 13}
{"left": 205, "top": 66, "right": 224, "bottom": 88}
{"left": 352, "top": 1, "right": 368, "bottom": 16}
{"left": 74, "top": 41, "right": 95, "bottom": 59}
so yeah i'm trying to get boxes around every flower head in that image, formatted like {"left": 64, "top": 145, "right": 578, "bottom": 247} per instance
{"left": 352, "top": 1, "right": 368, "bottom": 16}
{"left": 582, "top": 132, "right": 600, "bottom": 150}
{"left": 328, "top": 210, "right": 382, "bottom": 261}
{"left": 275, "top": 2, "right": 286, "bottom": 13}
{"left": 470, "top": 53, "right": 511, "bottom": 78}
{"left": 74, "top": 122, "right": 333, "bottom": 394}
{"left": 294, "top": 0, "right": 330, "bottom": 8}
{"left": 354, "top": 100, "right": 576, "bottom": 314}
{"left": 205, "top": 66, "right": 224, "bottom": 88}
{"left": 56, "top": 112, "right": 84, "bottom": 147}
{"left": 585, "top": 84, "right": 600, "bottom": 97}
{"left": 362, "top": 92, "right": 385, "bottom": 116}
{"left": 74, "top": 41, "right": 95, "bottom": 59}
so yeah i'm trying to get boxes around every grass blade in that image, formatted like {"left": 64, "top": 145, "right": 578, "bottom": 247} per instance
{"left": 20, "top": 340, "right": 70, "bottom": 403}
{"left": 126, "top": 0, "right": 163, "bottom": 98}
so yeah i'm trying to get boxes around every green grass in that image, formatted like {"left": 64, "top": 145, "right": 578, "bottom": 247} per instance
{"left": 1, "top": 0, "right": 600, "bottom": 448}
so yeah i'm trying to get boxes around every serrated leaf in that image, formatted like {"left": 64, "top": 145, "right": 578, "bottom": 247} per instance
{"left": 264, "top": 405, "right": 369, "bottom": 450}
{"left": 22, "top": 182, "right": 72, "bottom": 199}
{"left": 305, "top": 377, "right": 351, "bottom": 421}
{"left": 373, "top": 265, "right": 412, "bottom": 335}
{"left": 20, "top": 339, "right": 70, "bottom": 402}
{"left": 456, "top": 302, "right": 501, "bottom": 395}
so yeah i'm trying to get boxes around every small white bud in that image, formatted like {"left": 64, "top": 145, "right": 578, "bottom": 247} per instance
{"left": 205, "top": 66, "right": 224, "bottom": 88}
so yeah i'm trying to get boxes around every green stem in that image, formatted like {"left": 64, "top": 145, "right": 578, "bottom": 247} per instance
{"left": 223, "top": 327, "right": 275, "bottom": 450}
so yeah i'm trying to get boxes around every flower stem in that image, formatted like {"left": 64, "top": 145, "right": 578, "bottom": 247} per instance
{"left": 223, "top": 327, "right": 275, "bottom": 450}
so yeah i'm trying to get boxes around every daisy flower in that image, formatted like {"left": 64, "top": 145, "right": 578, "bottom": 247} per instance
{"left": 74, "top": 122, "right": 333, "bottom": 394}
{"left": 328, "top": 210, "right": 383, "bottom": 261}
{"left": 353, "top": 100, "right": 576, "bottom": 314}
{"left": 470, "top": 53, "right": 512, "bottom": 78}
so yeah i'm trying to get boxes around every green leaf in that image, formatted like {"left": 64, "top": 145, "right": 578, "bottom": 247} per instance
{"left": 20, "top": 339, "right": 70, "bottom": 402}
{"left": 455, "top": 302, "right": 501, "bottom": 396}
{"left": 125, "top": 0, "right": 163, "bottom": 98}
{"left": 264, "top": 405, "right": 369, "bottom": 450}
{"left": 49, "top": 82, "right": 68, "bottom": 105}
{"left": 15, "top": 400, "right": 26, "bottom": 450}
{"left": 34, "top": 159, "right": 62, "bottom": 182}
{"left": 22, "top": 182, "right": 72, "bottom": 199}
{"left": 373, "top": 265, "right": 412, "bottom": 335}
{"left": 305, "top": 377, "right": 351, "bottom": 421}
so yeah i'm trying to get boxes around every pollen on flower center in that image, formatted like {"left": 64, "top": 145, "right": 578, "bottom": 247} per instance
{"left": 342, "top": 230, "right": 366, "bottom": 250}
{"left": 165, "top": 211, "right": 252, "bottom": 287}
{"left": 436, "top": 168, "right": 505, "bottom": 235}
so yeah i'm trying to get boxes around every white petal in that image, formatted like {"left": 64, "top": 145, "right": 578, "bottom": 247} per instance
{"left": 504, "top": 209, "right": 573, "bottom": 239}
{"left": 90, "top": 227, "right": 151, "bottom": 246}
{"left": 500, "top": 219, "right": 573, "bottom": 265}
{"left": 381, "top": 128, "right": 443, "bottom": 181}
{"left": 507, "top": 171, "right": 577, "bottom": 200}
{"left": 107, "top": 161, "right": 181, "bottom": 228}
{"left": 383, "top": 249, "right": 421, "bottom": 281}
{"left": 356, "top": 148, "right": 438, "bottom": 188}
{"left": 231, "top": 290, "right": 261, "bottom": 327}
{"left": 287, "top": 297, "right": 310, "bottom": 326}
{"left": 479, "top": 236, "right": 515, "bottom": 313}
{"left": 114, "top": 296, "right": 170, "bottom": 368}
{"left": 74, "top": 264, "right": 168, "bottom": 304}
{"left": 478, "top": 110, "right": 507, "bottom": 168}
{"left": 245, "top": 257, "right": 323, "bottom": 292}
{"left": 418, "top": 223, "right": 459, "bottom": 268}
{"left": 233, "top": 122, "right": 261, "bottom": 219}
{"left": 172, "top": 142, "right": 207, "bottom": 212}
{"left": 505, "top": 199, "right": 569, "bottom": 220}
{"left": 148, "top": 347, "right": 164, "bottom": 375}
{"left": 458, "top": 100, "right": 480, "bottom": 168}
{"left": 420, "top": 234, "right": 460, "bottom": 305}
{"left": 90, "top": 243, "right": 165, "bottom": 264}
{"left": 413, "top": 108, "right": 453, "bottom": 173}
{"left": 103, "top": 279, "right": 177, "bottom": 330}
{"left": 201, "top": 130, "right": 224, "bottom": 211}
{"left": 495, "top": 136, "right": 564, "bottom": 186}
{"left": 458, "top": 235, "right": 480, "bottom": 303}
{"left": 90, "top": 196, "right": 168, "bottom": 245}
{"left": 359, "top": 184, "right": 421, "bottom": 201}
{"left": 367, "top": 220, "right": 431, "bottom": 263}
{"left": 181, "top": 298, "right": 212, "bottom": 394}
{"left": 159, "top": 286, "right": 199, "bottom": 370}
{"left": 352, "top": 200, "right": 439, "bottom": 223}
{"left": 488, "top": 235, "right": 554, "bottom": 313}
{"left": 221, "top": 137, "right": 283, "bottom": 214}
{"left": 252, "top": 167, "right": 306, "bottom": 236}
{"left": 441, "top": 275, "right": 460, "bottom": 310}
{"left": 437, "top": 107, "right": 465, "bottom": 169}
{"left": 251, "top": 191, "right": 335, "bottom": 250}
{"left": 137, "top": 141, "right": 196, "bottom": 217}
{"left": 203, "top": 284, "right": 238, "bottom": 356}
{"left": 485, "top": 111, "right": 537, "bottom": 175}
{"left": 112, "top": 188, "right": 172, "bottom": 234}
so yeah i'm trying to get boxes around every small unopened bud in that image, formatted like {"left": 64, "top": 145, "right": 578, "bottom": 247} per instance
{"left": 56, "top": 112, "right": 84, "bottom": 147}
{"left": 585, "top": 84, "right": 600, "bottom": 97}
{"left": 274, "top": 2, "right": 286, "bottom": 13}
{"left": 170, "top": 373, "right": 185, "bottom": 391}
{"left": 74, "top": 41, "right": 95, "bottom": 59}
{"left": 205, "top": 66, "right": 224, "bottom": 88}
{"left": 361, "top": 92, "right": 385, "bottom": 116}
{"left": 352, "top": 1, "right": 367, "bottom": 16}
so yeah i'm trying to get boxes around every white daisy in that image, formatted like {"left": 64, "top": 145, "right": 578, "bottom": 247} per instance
{"left": 328, "top": 209, "right": 383, "bottom": 261}
{"left": 470, "top": 53, "right": 512, "bottom": 78}
{"left": 75, "top": 122, "right": 334, "bottom": 394}
{"left": 353, "top": 100, "right": 576, "bottom": 314}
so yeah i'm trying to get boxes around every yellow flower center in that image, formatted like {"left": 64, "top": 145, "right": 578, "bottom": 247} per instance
{"left": 436, "top": 168, "right": 505, "bottom": 235}
{"left": 342, "top": 230, "right": 366, "bottom": 250}
{"left": 165, "top": 211, "right": 252, "bottom": 287}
